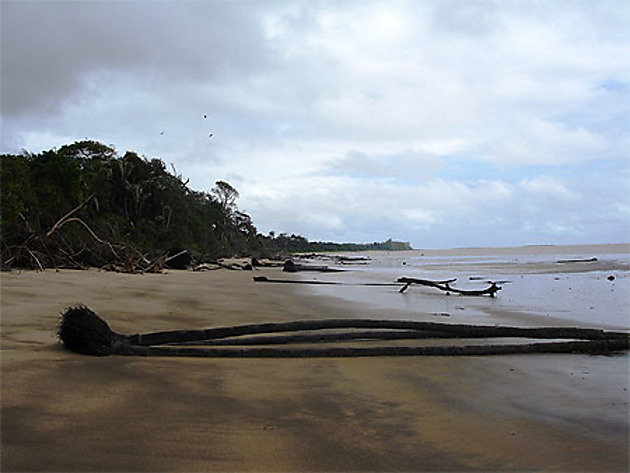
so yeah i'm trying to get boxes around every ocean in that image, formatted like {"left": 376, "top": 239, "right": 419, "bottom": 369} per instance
{"left": 295, "top": 244, "right": 630, "bottom": 330}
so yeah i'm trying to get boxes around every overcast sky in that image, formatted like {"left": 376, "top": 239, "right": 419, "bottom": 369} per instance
{"left": 2, "top": 0, "right": 629, "bottom": 248}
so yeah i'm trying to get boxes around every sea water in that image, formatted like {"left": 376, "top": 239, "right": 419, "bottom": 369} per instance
{"left": 296, "top": 245, "right": 630, "bottom": 330}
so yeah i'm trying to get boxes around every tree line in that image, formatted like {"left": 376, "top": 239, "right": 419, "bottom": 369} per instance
{"left": 1, "top": 140, "right": 410, "bottom": 271}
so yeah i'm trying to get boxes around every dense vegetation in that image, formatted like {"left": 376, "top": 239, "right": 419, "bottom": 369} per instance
{"left": 265, "top": 235, "right": 412, "bottom": 253}
{"left": 1, "top": 140, "right": 411, "bottom": 270}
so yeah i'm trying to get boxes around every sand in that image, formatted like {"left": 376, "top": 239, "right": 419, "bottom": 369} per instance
{"left": 1, "top": 267, "right": 629, "bottom": 471}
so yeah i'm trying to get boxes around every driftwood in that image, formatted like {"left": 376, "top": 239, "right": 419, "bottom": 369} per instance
{"left": 2, "top": 197, "right": 169, "bottom": 274}
{"left": 334, "top": 255, "right": 371, "bottom": 265}
{"left": 336, "top": 255, "right": 371, "bottom": 262}
{"left": 195, "top": 260, "right": 253, "bottom": 271}
{"left": 397, "top": 277, "right": 456, "bottom": 294}
{"left": 163, "top": 249, "right": 192, "bottom": 270}
{"left": 397, "top": 277, "right": 502, "bottom": 297}
{"left": 253, "top": 276, "right": 399, "bottom": 287}
{"left": 107, "top": 340, "right": 630, "bottom": 358}
{"left": 557, "top": 257, "right": 598, "bottom": 263}
{"left": 251, "top": 258, "right": 284, "bottom": 268}
{"left": 254, "top": 276, "right": 341, "bottom": 285}
{"left": 283, "top": 260, "right": 345, "bottom": 273}
{"left": 58, "top": 305, "right": 629, "bottom": 358}
{"left": 176, "top": 330, "right": 458, "bottom": 346}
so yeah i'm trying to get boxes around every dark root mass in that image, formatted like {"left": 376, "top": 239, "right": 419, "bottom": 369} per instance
{"left": 58, "top": 305, "right": 118, "bottom": 356}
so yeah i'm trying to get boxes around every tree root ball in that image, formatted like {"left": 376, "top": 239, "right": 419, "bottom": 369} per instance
{"left": 58, "top": 305, "right": 117, "bottom": 356}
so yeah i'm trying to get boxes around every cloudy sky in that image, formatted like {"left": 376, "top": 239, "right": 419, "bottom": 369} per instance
{"left": 2, "top": 0, "right": 629, "bottom": 249}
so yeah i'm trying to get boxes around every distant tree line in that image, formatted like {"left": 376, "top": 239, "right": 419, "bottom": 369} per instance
{"left": 261, "top": 234, "right": 412, "bottom": 253}
{"left": 0, "top": 140, "right": 410, "bottom": 270}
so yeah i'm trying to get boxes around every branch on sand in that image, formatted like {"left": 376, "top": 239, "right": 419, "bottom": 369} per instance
{"left": 397, "top": 277, "right": 502, "bottom": 297}
{"left": 253, "top": 276, "right": 399, "bottom": 287}
{"left": 283, "top": 260, "right": 345, "bottom": 273}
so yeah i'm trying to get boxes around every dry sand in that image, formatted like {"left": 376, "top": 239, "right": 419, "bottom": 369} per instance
{"left": 1, "top": 267, "right": 629, "bottom": 471}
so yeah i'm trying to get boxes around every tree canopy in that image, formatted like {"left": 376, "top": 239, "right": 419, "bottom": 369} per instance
{"left": 1, "top": 140, "right": 411, "bottom": 271}
{"left": 1, "top": 141, "right": 261, "bottom": 269}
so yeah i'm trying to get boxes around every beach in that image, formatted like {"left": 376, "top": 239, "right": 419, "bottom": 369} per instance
{"left": 1, "top": 245, "right": 629, "bottom": 471}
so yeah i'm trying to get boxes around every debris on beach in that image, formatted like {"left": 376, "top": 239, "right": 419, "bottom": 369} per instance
{"left": 193, "top": 259, "right": 252, "bottom": 271}
{"left": 556, "top": 257, "right": 599, "bottom": 263}
{"left": 251, "top": 258, "right": 284, "bottom": 268}
{"left": 252, "top": 276, "right": 398, "bottom": 287}
{"left": 397, "top": 277, "right": 502, "bottom": 297}
{"left": 253, "top": 274, "right": 502, "bottom": 296}
{"left": 335, "top": 255, "right": 371, "bottom": 265}
{"left": 294, "top": 253, "right": 371, "bottom": 265}
{"left": 164, "top": 248, "right": 192, "bottom": 270}
{"left": 283, "top": 260, "right": 345, "bottom": 273}
{"left": 57, "top": 304, "right": 630, "bottom": 358}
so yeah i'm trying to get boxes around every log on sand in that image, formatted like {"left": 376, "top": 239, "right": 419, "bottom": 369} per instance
{"left": 397, "top": 277, "right": 502, "bottom": 297}
{"left": 253, "top": 276, "right": 399, "bottom": 287}
{"left": 283, "top": 260, "right": 345, "bottom": 273}
{"left": 58, "top": 305, "right": 630, "bottom": 358}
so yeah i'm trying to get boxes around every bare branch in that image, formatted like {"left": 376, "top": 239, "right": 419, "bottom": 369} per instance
{"left": 46, "top": 193, "right": 95, "bottom": 237}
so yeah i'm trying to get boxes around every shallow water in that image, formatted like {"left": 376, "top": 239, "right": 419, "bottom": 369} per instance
{"left": 296, "top": 245, "right": 630, "bottom": 330}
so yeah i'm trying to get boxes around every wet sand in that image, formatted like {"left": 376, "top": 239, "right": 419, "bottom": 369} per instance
{"left": 1, "top": 268, "right": 629, "bottom": 471}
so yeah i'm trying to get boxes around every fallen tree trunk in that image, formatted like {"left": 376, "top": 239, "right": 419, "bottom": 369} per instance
{"left": 203, "top": 260, "right": 253, "bottom": 271}
{"left": 557, "top": 257, "right": 598, "bottom": 263}
{"left": 397, "top": 277, "right": 502, "bottom": 297}
{"left": 251, "top": 258, "right": 284, "bottom": 268}
{"left": 174, "top": 330, "right": 460, "bottom": 346}
{"left": 252, "top": 276, "right": 399, "bottom": 287}
{"left": 253, "top": 276, "right": 341, "bottom": 285}
{"left": 283, "top": 260, "right": 345, "bottom": 273}
{"left": 132, "top": 319, "right": 628, "bottom": 346}
{"left": 116, "top": 338, "right": 630, "bottom": 357}
{"left": 397, "top": 277, "right": 456, "bottom": 294}
{"left": 57, "top": 305, "right": 630, "bottom": 358}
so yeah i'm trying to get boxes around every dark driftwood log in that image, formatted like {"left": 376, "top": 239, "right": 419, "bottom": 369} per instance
{"left": 58, "top": 305, "right": 630, "bottom": 357}
{"left": 253, "top": 276, "right": 400, "bottom": 287}
{"left": 116, "top": 339, "right": 630, "bottom": 357}
{"left": 164, "top": 248, "right": 192, "bottom": 269}
{"left": 174, "top": 330, "right": 459, "bottom": 346}
{"left": 251, "top": 258, "right": 284, "bottom": 268}
{"left": 397, "top": 277, "right": 502, "bottom": 297}
{"left": 557, "top": 257, "right": 598, "bottom": 263}
{"left": 398, "top": 277, "right": 457, "bottom": 294}
{"left": 253, "top": 276, "right": 341, "bottom": 285}
{"left": 283, "top": 260, "right": 345, "bottom": 273}
{"left": 206, "top": 260, "right": 252, "bottom": 271}
{"left": 134, "top": 318, "right": 629, "bottom": 346}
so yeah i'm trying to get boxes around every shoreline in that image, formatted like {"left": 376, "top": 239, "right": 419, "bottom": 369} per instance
{"left": 299, "top": 243, "right": 630, "bottom": 331}
{"left": 2, "top": 268, "right": 629, "bottom": 471}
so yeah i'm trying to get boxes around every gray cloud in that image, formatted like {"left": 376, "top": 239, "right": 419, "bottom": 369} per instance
{"left": 1, "top": 1, "right": 273, "bottom": 117}
{"left": 2, "top": 0, "right": 629, "bottom": 247}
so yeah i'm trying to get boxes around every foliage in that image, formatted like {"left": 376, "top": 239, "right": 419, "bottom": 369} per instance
{"left": 1, "top": 140, "right": 411, "bottom": 270}
{"left": 1, "top": 141, "right": 261, "bottom": 269}
{"left": 259, "top": 234, "right": 412, "bottom": 253}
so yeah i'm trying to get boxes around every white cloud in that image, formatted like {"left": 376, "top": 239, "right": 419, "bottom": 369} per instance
{"left": 2, "top": 0, "right": 629, "bottom": 247}
{"left": 518, "top": 176, "right": 575, "bottom": 202}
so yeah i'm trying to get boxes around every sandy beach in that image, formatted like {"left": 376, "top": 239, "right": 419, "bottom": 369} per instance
{"left": 1, "top": 259, "right": 629, "bottom": 471}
